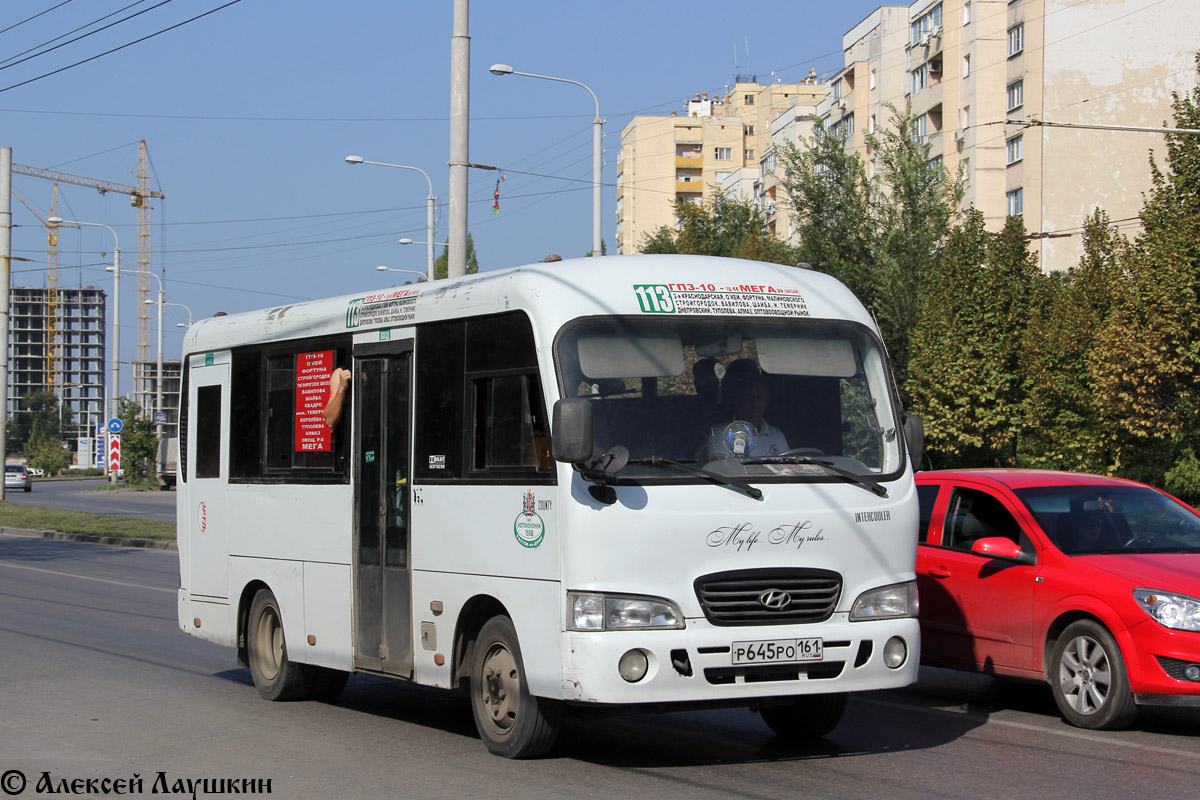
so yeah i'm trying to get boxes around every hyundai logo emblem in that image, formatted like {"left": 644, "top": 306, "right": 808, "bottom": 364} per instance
{"left": 758, "top": 590, "right": 792, "bottom": 610}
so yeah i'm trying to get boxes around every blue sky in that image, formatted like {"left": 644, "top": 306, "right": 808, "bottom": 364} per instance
{"left": 3, "top": 0, "right": 885, "bottom": 369}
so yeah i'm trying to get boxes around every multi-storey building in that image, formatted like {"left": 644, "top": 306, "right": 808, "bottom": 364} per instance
{"left": 7, "top": 286, "right": 107, "bottom": 460}
{"left": 616, "top": 79, "right": 826, "bottom": 255}
{"left": 133, "top": 360, "right": 182, "bottom": 439}
{"left": 823, "top": 0, "right": 1196, "bottom": 272}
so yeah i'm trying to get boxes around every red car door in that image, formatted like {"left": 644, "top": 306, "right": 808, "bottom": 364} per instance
{"left": 918, "top": 481, "right": 1040, "bottom": 675}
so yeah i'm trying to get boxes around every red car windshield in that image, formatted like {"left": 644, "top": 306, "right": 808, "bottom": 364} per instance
{"left": 1014, "top": 485, "right": 1200, "bottom": 555}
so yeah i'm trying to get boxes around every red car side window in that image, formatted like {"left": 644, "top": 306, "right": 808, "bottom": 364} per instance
{"left": 943, "top": 487, "right": 1021, "bottom": 550}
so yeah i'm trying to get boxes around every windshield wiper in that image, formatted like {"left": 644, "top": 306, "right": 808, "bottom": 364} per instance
{"left": 624, "top": 457, "right": 763, "bottom": 500}
{"left": 742, "top": 454, "right": 888, "bottom": 497}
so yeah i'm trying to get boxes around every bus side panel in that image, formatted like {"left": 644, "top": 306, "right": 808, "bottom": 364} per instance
{"left": 413, "top": 485, "right": 559, "bottom": 582}
{"left": 410, "top": 569, "right": 563, "bottom": 697}
{"left": 226, "top": 484, "right": 352, "bottom": 565}
{"left": 302, "top": 561, "right": 354, "bottom": 670}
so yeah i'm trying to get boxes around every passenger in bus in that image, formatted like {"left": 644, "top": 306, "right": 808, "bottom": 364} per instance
{"left": 704, "top": 362, "right": 789, "bottom": 459}
{"left": 323, "top": 367, "right": 352, "bottom": 428}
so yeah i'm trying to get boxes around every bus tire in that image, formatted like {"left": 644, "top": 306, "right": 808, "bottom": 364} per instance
{"left": 309, "top": 667, "right": 350, "bottom": 701}
{"left": 247, "top": 588, "right": 315, "bottom": 701}
{"left": 469, "top": 615, "right": 561, "bottom": 758}
{"left": 759, "top": 692, "right": 848, "bottom": 739}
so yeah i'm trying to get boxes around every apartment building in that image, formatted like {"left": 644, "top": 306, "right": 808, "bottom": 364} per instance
{"left": 7, "top": 286, "right": 107, "bottom": 455}
{"left": 824, "top": 0, "right": 1196, "bottom": 272}
{"left": 616, "top": 79, "right": 825, "bottom": 254}
{"left": 133, "top": 360, "right": 182, "bottom": 439}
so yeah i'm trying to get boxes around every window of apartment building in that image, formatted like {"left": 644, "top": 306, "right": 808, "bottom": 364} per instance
{"left": 960, "top": 106, "right": 970, "bottom": 129}
{"left": 911, "top": 3, "right": 943, "bottom": 45}
{"left": 1008, "top": 23, "right": 1024, "bottom": 57}
{"left": 744, "top": 94, "right": 755, "bottom": 105}
{"left": 963, "top": 0, "right": 971, "bottom": 24}
{"left": 832, "top": 79, "right": 844, "bottom": 100}
{"left": 744, "top": 125, "right": 755, "bottom": 136}
{"left": 715, "top": 171, "right": 732, "bottom": 183}
{"left": 714, "top": 147, "right": 732, "bottom": 161}
{"left": 1006, "top": 134, "right": 1024, "bottom": 165}
{"left": 912, "top": 113, "right": 929, "bottom": 143}
{"left": 912, "top": 63, "right": 929, "bottom": 95}
{"left": 870, "top": 69, "right": 877, "bottom": 90}
{"left": 962, "top": 53, "right": 971, "bottom": 77}
{"left": 1007, "top": 187, "right": 1024, "bottom": 216}
{"left": 831, "top": 114, "right": 854, "bottom": 141}
{"left": 869, "top": 114, "right": 877, "bottom": 134}
{"left": 1007, "top": 80, "right": 1024, "bottom": 111}
{"left": 744, "top": 148, "right": 755, "bottom": 161}
{"left": 929, "top": 155, "right": 944, "bottom": 172}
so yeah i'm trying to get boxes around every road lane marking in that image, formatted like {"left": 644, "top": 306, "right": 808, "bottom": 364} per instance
{"left": 0, "top": 560, "right": 175, "bottom": 594}
{"left": 858, "top": 695, "right": 1200, "bottom": 759}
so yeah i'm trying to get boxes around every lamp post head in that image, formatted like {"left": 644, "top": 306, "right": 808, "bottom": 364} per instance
{"left": 48, "top": 216, "right": 63, "bottom": 224}
{"left": 345, "top": 155, "right": 365, "bottom": 164}
{"left": 398, "top": 238, "right": 414, "bottom": 245}
{"left": 489, "top": 64, "right": 513, "bottom": 76}
{"left": 376, "top": 265, "right": 389, "bottom": 272}
{"left": 105, "top": 266, "right": 114, "bottom": 273}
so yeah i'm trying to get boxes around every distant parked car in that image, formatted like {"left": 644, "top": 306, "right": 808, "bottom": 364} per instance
{"left": 916, "top": 468, "right": 1200, "bottom": 730}
{"left": 5, "top": 464, "right": 32, "bottom": 492}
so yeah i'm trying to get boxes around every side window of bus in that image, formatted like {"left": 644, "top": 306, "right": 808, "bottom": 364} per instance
{"left": 228, "top": 338, "right": 351, "bottom": 483}
{"left": 471, "top": 373, "right": 550, "bottom": 471}
{"left": 195, "top": 385, "right": 222, "bottom": 479}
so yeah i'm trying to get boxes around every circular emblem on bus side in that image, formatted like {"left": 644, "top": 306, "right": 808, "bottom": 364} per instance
{"left": 513, "top": 490, "right": 545, "bottom": 549}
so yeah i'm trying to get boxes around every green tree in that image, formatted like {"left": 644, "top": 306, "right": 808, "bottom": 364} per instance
{"left": 866, "top": 103, "right": 963, "bottom": 392}
{"left": 432, "top": 234, "right": 480, "bottom": 280}
{"left": 117, "top": 398, "right": 157, "bottom": 483}
{"left": 1019, "top": 210, "right": 1128, "bottom": 472}
{"left": 777, "top": 123, "right": 876, "bottom": 304}
{"left": 637, "top": 192, "right": 801, "bottom": 265}
{"left": 1087, "top": 58, "right": 1200, "bottom": 492}
{"left": 907, "top": 211, "right": 1040, "bottom": 467}
{"left": 5, "top": 390, "right": 67, "bottom": 457}
{"left": 585, "top": 239, "right": 607, "bottom": 257}
{"left": 27, "top": 437, "right": 71, "bottom": 476}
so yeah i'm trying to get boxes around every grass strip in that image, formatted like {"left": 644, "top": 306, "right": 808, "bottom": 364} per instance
{"left": 0, "top": 502, "right": 176, "bottom": 541}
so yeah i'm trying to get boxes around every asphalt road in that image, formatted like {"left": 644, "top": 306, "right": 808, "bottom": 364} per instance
{"left": 1, "top": 532, "right": 1198, "bottom": 799}
{"left": 1, "top": 478, "right": 176, "bottom": 523}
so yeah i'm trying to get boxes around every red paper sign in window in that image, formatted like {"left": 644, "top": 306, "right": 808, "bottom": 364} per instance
{"left": 295, "top": 350, "right": 334, "bottom": 452}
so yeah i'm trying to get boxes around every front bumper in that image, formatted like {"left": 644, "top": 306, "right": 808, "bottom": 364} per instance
{"left": 559, "top": 613, "right": 920, "bottom": 705}
{"left": 1120, "top": 618, "right": 1200, "bottom": 699}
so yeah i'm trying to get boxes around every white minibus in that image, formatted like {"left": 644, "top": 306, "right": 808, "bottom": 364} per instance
{"left": 177, "top": 254, "right": 923, "bottom": 758}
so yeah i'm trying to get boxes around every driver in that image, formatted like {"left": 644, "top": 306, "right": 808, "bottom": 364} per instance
{"left": 705, "top": 364, "right": 789, "bottom": 459}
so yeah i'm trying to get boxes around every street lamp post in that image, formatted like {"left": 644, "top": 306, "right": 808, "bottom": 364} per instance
{"left": 51, "top": 216, "right": 120, "bottom": 482}
{"left": 489, "top": 64, "right": 603, "bottom": 257}
{"left": 375, "top": 265, "right": 428, "bottom": 283}
{"left": 345, "top": 156, "right": 438, "bottom": 282}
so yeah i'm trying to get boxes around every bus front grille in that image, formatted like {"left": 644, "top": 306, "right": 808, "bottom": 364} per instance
{"left": 694, "top": 568, "right": 842, "bottom": 626}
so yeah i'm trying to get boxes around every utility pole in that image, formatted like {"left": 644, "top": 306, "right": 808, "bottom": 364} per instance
{"left": 448, "top": 0, "right": 469, "bottom": 278}
{"left": 0, "top": 147, "right": 11, "bottom": 500}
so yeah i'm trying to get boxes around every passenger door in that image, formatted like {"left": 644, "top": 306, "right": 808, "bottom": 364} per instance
{"left": 352, "top": 341, "right": 413, "bottom": 676}
{"left": 918, "top": 483, "right": 1039, "bottom": 673}
{"left": 185, "top": 358, "right": 230, "bottom": 599}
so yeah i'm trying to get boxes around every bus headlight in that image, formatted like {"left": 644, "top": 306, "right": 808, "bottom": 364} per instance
{"left": 568, "top": 593, "right": 685, "bottom": 631}
{"left": 850, "top": 581, "right": 918, "bottom": 621}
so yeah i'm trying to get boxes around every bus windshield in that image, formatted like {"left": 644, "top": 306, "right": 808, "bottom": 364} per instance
{"left": 555, "top": 317, "right": 903, "bottom": 482}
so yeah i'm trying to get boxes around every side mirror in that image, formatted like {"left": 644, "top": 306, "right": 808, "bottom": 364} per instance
{"left": 971, "top": 536, "right": 1036, "bottom": 566}
{"left": 902, "top": 413, "right": 925, "bottom": 470}
{"left": 552, "top": 397, "right": 593, "bottom": 464}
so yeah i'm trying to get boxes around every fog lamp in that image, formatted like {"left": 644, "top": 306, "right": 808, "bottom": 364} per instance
{"left": 618, "top": 649, "right": 650, "bottom": 683}
{"left": 1186, "top": 664, "right": 1200, "bottom": 682}
{"left": 883, "top": 636, "right": 908, "bottom": 669}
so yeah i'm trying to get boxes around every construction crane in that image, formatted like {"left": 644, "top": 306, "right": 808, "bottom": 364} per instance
{"left": 13, "top": 141, "right": 166, "bottom": 367}
{"left": 11, "top": 185, "right": 69, "bottom": 391}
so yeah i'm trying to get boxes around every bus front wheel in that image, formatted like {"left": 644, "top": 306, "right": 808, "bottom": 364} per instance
{"left": 247, "top": 588, "right": 315, "bottom": 701}
{"left": 469, "top": 615, "right": 561, "bottom": 758}
{"left": 758, "top": 692, "right": 848, "bottom": 739}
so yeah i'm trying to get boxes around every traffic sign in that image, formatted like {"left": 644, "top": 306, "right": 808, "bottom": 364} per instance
{"left": 108, "top": 434, "right": 122, "bottom": 473}
{"left": 108, "top": 418, "right": 124, "bottom": 434}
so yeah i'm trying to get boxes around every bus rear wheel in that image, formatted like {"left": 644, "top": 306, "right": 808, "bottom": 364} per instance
{"left": 247, "top": 588, "right": 315, "bottom": 701}
{"left": 758, "top": 693, "right": 848, "bottom": 739}
{"left": 469, "top": 615, "right": 561, "bottom": 758}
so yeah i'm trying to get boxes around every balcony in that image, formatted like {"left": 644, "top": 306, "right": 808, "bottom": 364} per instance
{"left": 676, "top": 155, "right": 703, "bottom": 168}
{"left": 676, "top": 180, "right": 704, "bottom": 195}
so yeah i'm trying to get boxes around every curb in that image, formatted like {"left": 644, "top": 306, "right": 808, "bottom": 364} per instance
{"left": 0, "top": 526, "right": 177, "bottom": 552}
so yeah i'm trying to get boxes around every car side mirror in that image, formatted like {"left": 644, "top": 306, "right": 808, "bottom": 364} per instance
{"left": 971, "top": 536, "right": 1036, "bottom": 565}
{"left": 552, "top": 397, "right": 593, "bottom": 464}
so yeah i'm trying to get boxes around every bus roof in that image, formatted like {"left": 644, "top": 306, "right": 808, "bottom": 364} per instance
{"left": 182, "top": 254, "right": 876, "bottom": 355}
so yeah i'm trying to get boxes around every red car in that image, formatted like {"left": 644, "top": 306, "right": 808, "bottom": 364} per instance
{"left": 915, "top": 468, "right": 1200, "bottom": 729}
